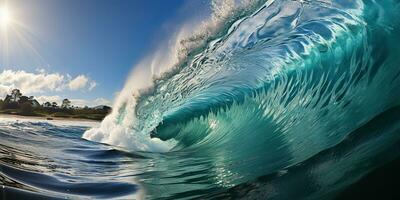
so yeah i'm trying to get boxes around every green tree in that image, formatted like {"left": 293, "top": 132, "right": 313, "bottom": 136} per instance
{"left": 61, "top": 99, "right": 71, "bottom": 108}
{"left": 20, "top": 102, "right": 33, "bottom": 115}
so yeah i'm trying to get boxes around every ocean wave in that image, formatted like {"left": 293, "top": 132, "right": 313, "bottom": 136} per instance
{"left": 1, "top": 0, "right": 399, "bottom": 199}
{"left": 83, "top": 0, "right": 400, "bottom": 171}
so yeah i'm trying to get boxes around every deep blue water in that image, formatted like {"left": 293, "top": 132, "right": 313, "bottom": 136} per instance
{"left": 0, "top": 118, "right": 144, "bottom": 199}
{"left": 2, "top": 0, "right": 400, "bottom": 199}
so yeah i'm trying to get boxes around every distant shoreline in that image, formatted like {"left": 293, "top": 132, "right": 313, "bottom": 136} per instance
{"left": 0, "top": 113, "right": 102, "bottom": 123}
{"left": 1, "top": 91, "right": 111, "bottom": 122}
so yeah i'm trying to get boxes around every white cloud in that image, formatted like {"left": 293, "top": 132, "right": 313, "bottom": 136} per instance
{"left": 0, "top": 85, "right": 11, "bottom": 99}
{"left": 71, "top": 98, "right": 112, "bottom": 107}
{"left": 68, "top": 74, "right": 97, "bottom": 91}
{"left": 89, "top": 81, "right": 97, "bottom": 91}
{"left": 94, "top": 98, "right": 112, "bottom": 106}
{"left": 0, "top": 69, "right": 106, "bottom": 107}
{"left": 0, "top": 69, "right": 98, "bottom": 97}
{"left": 36, "top": 95, "right": 62, "bottom": 104}
{"left": 0, "top": 70, "right": 65, "bottom": 97}
{"left": 36, "top": 95, "right": 111, "bottom": 107}
{"left": 70, "top": 99, "right": 89, "bottom": 107}
{"left": 69, "top": 75, "right": 88, "bottom": 90}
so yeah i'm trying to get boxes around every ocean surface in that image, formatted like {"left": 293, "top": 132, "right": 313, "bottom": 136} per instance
{"left": 2, "top": 0, "right": 400, "bottom": 199}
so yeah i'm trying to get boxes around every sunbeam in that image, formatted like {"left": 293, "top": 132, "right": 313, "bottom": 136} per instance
{"left": 0, "top": 1, "right": 47, "bottom": 67}
{"left": 0, "top": 4, "right": 11, "bottom": 30}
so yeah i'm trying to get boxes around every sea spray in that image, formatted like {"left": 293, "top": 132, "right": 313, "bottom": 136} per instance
{"left": 83, "top": 0, "right": 265, "bottom": 151}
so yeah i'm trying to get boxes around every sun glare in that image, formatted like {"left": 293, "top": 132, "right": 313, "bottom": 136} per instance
{"left": 0, "top": 5, "right": 12, "bottom": 29}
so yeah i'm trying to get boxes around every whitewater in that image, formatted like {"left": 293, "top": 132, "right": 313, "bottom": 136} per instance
{"left": 2, "top": 0, "right": 400, "bottom": 199}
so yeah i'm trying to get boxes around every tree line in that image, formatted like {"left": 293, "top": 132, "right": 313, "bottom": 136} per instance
{"left": 0, "top": 89, "right": 111, "bottom": 120}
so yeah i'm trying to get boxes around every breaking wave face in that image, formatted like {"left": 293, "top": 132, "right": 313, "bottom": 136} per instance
{"left": 83, "top": 0, "right": 400, "bottom": 197}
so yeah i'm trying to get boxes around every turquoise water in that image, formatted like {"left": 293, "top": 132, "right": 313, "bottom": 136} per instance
{"left": 2, "top": 0, "right": 400, "bottom": 199}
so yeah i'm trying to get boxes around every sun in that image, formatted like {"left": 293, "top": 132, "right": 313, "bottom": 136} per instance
{"left": 0, "top": 5, "right": 12, "bottom": 29}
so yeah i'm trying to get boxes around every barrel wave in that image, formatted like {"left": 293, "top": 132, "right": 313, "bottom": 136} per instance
{"left": 83, "top": 0, "right": 400, "bottom": 199}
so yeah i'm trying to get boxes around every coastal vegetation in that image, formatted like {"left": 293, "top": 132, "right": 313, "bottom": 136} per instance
{"left": 0, "top": 89, "right": 111, "bottom": 121}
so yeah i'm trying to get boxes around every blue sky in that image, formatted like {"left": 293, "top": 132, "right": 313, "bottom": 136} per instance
{"left": 0, "top": 0, "right": 209, "bottom": 106}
